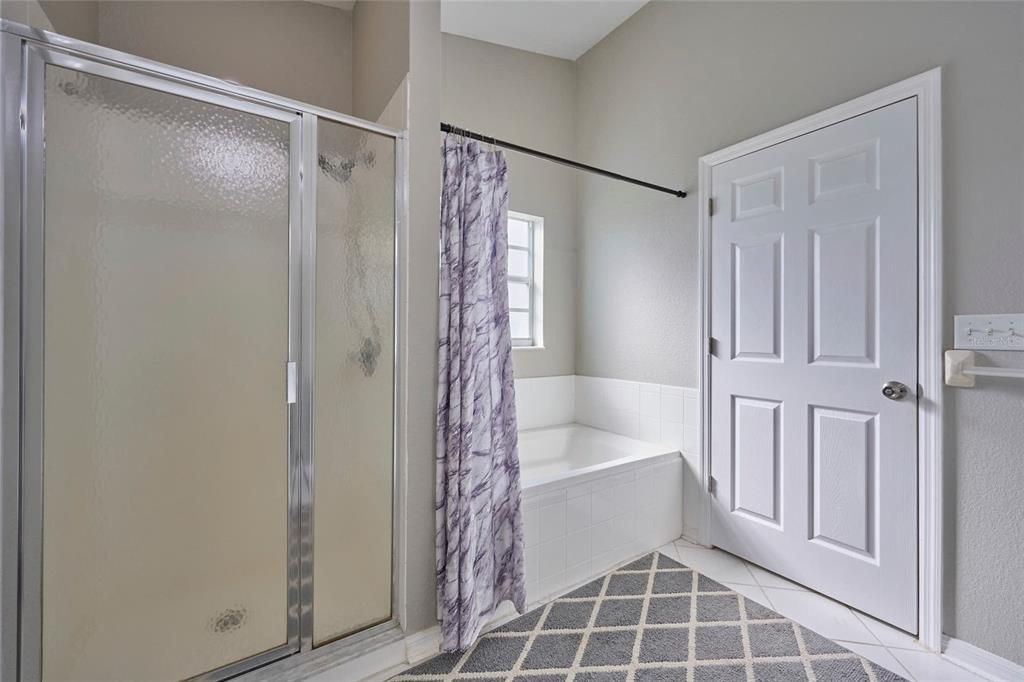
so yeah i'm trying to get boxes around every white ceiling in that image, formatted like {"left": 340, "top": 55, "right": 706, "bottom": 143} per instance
{"left": 441, "top": 0, "right": 648, "bottom": 61}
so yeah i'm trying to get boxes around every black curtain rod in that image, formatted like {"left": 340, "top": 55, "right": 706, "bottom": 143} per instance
{"left": 441, "top": 123, "right": 687, "bottom": 199}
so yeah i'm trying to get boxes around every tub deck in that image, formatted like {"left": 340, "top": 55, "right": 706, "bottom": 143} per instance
{"left": 518, "top": 423, "right": 679, "bottom": 489}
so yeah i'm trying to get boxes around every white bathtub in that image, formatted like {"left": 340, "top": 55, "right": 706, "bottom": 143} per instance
{"left": 518, "top": 424, "right": 680, "bottom": 489}
{"left": 517, "top": 423, "right": 684, "bottom": 605}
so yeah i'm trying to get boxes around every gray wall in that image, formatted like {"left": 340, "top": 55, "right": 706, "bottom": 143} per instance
{"left": 94, "top": 1, "right": 354, "bottom": 114}
{"left": 442, "top": 34, "right": 577, "bottom": 378}
{"left": 403, "top": 0, "right": 442, "bottom": 635}
{"left": 353, "top": 0, "right": 410, "bottom": 122}
{"left": 575, "top": 0, "right": 1024, "bottom": 664}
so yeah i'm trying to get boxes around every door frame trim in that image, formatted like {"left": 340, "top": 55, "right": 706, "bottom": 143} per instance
{"left": 696, "top": 68, "right": 943, "bottom": 651}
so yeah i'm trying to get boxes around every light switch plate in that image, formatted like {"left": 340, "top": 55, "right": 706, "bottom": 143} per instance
{"left": 954, "top": 314, "right": 1024, "bottom": 351}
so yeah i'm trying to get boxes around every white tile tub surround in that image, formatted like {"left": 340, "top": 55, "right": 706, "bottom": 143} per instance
{"left": 520, "top": 453, "right": 684, "bottom": 605}
{"left": 513, "top": 374, "right": 702, "bottom": 539}
{"left": 512, "top": 374, "right": 698, "bottom": 452}
{"left": 512, "top": 374, "right": 699, "bottom": 599}
{"left": 572, "top": 375, "right": 699, "bottom": 454}
{"left": 513, "top": 375, "right": 575, "bottom": 430}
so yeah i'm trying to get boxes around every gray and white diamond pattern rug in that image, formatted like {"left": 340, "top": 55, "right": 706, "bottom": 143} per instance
{"left": 393, "top": 552, "right": 905, "bottom": 681}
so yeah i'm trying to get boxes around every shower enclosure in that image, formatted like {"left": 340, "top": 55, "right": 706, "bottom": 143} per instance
{"left": 0, "top": 22, "right": 403, "bottom": 681}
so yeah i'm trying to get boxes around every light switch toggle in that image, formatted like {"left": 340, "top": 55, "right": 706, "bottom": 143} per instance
{"left": 954, "top": 314, "right": 1024, "bottom": 351}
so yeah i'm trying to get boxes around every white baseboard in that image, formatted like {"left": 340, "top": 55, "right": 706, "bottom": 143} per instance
{"left": 404, "top": 625, "right": 442, "bottom": 665}
{"left": 943, "top": 636, "right": 1024, "bottom": 682}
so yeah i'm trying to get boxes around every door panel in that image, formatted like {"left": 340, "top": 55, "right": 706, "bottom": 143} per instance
{"left": 312, "top": 118, "right": 396, "bottom": 645}
{"left": 732, "top": 397, "right": 782, "bottom": 526}
{"left": 39, "top": 64, "right": 295, "bottom": 681}
{"left": 810, "top": 219, "right": 878, "bottom": 365}
{"left": 731, "top": 236, "right": 783, "bottom": 361}
{"left": 810, "top": 406, "right": 876, "bottom": 558}
{"left": 710, "top": 99, "right": 918, "bottom": 632}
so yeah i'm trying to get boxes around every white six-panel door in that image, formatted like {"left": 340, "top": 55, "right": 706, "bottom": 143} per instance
{"left": 709, "top": 99, "right": 918, "bottom": 632}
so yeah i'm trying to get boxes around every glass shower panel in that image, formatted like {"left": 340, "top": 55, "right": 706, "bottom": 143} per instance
{"left": 41, "top": 66, "right": 292, "bottom": 680}
{"left": 313, "top": 119, "right": 396, "bottom": 644}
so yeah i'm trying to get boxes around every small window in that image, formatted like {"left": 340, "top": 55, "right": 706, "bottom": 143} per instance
{"left": 506, "top": 211, "right": 543, "bottom": 348}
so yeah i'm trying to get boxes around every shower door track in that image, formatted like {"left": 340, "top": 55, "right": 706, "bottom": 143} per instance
{"left": 0, "top": 20, "right": 407, "bottom": 682}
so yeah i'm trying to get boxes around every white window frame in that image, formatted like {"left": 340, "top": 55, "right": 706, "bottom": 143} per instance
{"left": 507, "top": 211, "right": 544, "bottom": 349}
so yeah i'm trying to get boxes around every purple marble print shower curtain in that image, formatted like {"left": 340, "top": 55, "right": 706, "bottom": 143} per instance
{"left": 435, "top": 135, "right": 527, "bottom": 652}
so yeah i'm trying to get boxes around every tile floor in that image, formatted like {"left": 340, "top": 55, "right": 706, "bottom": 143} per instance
{"left": 656, "top": 538, "right": 983, "bottom": 682}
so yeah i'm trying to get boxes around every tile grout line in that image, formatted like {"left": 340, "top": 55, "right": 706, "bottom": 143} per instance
{"left": 744, "top": 577, "right": 783, "bottom": 616}
{"left": 882, "top": 650, "right": 920, "bottom": 682}
{"left": 739, "top": 560, "right": 783, "bottom": 611}
{"left": 847, "top": 610, "right": 918, "bottom": 681}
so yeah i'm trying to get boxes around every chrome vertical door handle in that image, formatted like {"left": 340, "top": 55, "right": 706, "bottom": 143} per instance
{"left": 286, "top": 361, "right": 298, "bottom": 404}
{"left": 882, "top": 381, "right": 908, "bottom": 401}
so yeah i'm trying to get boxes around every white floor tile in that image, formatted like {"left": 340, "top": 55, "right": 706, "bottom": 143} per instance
{"left": 745, "top": 562, "right": 807, "bottom": 591}
{"left": 729, "top": 580, "right": 776, "bottom": 611}
{"left": 763, "top": 586, "right": 876, "bottom": 645}
{"left": 890, "top": 647, "right": 987, "bottom": 682}
{"left": 675, "top": 536, "right": 708, "bottom": 551}
{"left": 840, "top": 641, "right": 915, "bottom": 680}
{"left": 655, "top": 541, "right": 681, "bottom": 562}
{"left": 852, "top": 610, "right": 923, "bottom": 651}
{"left": 674, "top": 542, "right": 758, "bottom": 586}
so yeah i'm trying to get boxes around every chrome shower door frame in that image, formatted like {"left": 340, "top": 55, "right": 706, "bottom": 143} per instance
{"left": 11, "top": 34, "right": 303, "bottom": 682}
{"left": 0, "top": 20, "right": 406, "bottom": 682}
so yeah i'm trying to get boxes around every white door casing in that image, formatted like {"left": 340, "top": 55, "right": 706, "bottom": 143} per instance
{"left": 708, "top": 99, "right": 919, "bottom": 632}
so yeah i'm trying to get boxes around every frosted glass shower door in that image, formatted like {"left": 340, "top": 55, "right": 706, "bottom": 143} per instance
{"left": 311, "top": 119, "right": 396, "bottom": 644}
{"left": 33, "top": 62, "right": 298, "bottom": 681}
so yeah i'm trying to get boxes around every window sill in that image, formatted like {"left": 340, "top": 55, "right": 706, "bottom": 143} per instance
{"left": 513, "top": 345, "right": 545, "bottom": 351}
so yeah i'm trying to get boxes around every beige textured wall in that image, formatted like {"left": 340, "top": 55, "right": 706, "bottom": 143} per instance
{"left": 353, "top": 0, "right": 409, "bottom": 122}
{"left": 8, "top": 2, "right": 356, "bottom": 113}
{"left": 95, "top": 1, "right": 353, "bottom": 114}
{"left": 0, "top": 0, "right": 53, "bottom": 30}
{"left": 38, "top": 0, "right": 97, "bottom": 42}
{"left": 574, "top": 1, "right": 1024, "bottom": 664}
{"left": 441, "top": 34, "right": 577, "bottom": 378}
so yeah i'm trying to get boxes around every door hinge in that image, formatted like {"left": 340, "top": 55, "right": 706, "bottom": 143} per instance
{"left": 286, "top": 361, "right": 298, "bottom": 404}
{"left": 708, "top": 197, "right": 715, "bottom": 216}
{"left": 707, "top": 476, "right": 717, "bottom": 496}
{"left": 708, "top": 337, "right": 717, "bottom": 356}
